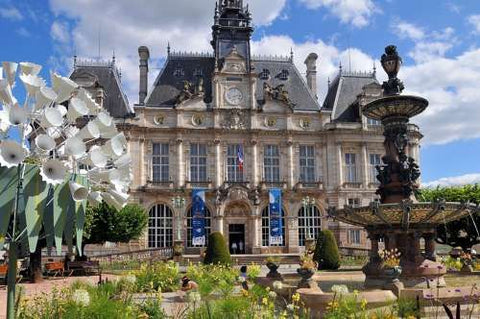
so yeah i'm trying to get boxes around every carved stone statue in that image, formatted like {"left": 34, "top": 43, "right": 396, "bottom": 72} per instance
{"left": 176, "top": 80, "right": 194, "bottom": 104}
{"left": 263, "top": 82, "right": 273, "bottom": 100}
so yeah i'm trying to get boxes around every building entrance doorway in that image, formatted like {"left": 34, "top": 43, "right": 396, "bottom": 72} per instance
{"left": 229, "top": 224, "right": 245, "bottom": 254}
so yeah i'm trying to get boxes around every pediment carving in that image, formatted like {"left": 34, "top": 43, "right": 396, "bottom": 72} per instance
{"left": 222, "top": 109, "right": 247, "bottom": 130}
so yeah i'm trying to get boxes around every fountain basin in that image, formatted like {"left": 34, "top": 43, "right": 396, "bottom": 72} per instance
{"left": 363, "top": 95, "right": 428, "bottom": 121}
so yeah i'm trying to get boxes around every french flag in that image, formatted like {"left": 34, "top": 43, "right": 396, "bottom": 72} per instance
{"left": 237, "top": 145, "right": 244, "bottom": 171}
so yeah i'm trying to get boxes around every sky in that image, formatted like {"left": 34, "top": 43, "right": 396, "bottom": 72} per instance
{"left": 1, "top": 0, "right": 479, "bottom": 186}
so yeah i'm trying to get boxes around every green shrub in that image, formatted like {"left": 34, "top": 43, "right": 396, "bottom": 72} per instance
{"left": 313, "top": 230, "right": 340, "bottom": 270}
{"left": 203, "top": 232, "right": 231, "bottom": 265}
{"left": 132, "top": 261, "right": 180, "bottom": 292}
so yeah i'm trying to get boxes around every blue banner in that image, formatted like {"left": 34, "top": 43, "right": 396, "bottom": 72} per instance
{"left": 269, "top": 188, "right": 283, "bottom": 245}
{"left": 191, "top": 189, "right": 206, "bottom": 246}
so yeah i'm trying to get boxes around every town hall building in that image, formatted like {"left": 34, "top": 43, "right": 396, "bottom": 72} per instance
{"left": 70, "top": 0, "right": 422, "bottom": 254}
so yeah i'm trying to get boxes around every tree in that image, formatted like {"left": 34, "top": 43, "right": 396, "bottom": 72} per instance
{"left": 83, "top": 202, "right": 148, "bottom": 246}
{"left": 203, "top": 232, "right": 231, "bottom": 265}
{"left": 313, "top": 230, "right": 340, "bottom": 270}
{"left": 418, "top": 184, "right": 480, "bottom": 251}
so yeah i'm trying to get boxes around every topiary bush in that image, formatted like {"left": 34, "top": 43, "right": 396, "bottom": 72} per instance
{"left": 313, "top": 230, "right": 340, "bottom": 270}
{"left": 203, "top": 232, "right": 231, "bottom": 265}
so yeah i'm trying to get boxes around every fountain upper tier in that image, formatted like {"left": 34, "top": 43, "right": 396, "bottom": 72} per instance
{"left": 363, "top": 95, "right": 428, "bottom": 122}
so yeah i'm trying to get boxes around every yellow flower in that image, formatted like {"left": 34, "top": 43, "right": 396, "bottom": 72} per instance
{"left": 262, "top": 297, "right": 268, "bottom": 305}
{"left": 241, "top": 289, "right": 249, "bottom": 297}
{"left": 353, "top": 289, "right": 359, "bottom": 296}
{"left": 292, "top": 293, "right": 300, "bottom": 302}
{"left": 360, "top": 298, "right": 367, "bottom": 310}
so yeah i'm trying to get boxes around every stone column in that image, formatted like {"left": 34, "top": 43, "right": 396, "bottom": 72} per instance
{"left": 251, "top": 139, "right": 258, "bottom": 186}
{"left": 252, "top": 205, "right": 262, "bottom": 253}
{"left": 138, "top": 46, "right": 149, "bottom": 105}
{"left": 214, "top": 139, "right": 221, "bottom": 187}
{"left": 336, "top": 143, "right": 343, "bottom": 186}
{"left": 424, "top": 233, "right": 436, "bottom": 261}
{"left": 361, "top": 143, "right": 368, "bottom": 186}
{"left": 176, "top": 137, "right": 184, "bottom": 188}
{"left": 287, "top": 139, "right": 294, "bottom": 188}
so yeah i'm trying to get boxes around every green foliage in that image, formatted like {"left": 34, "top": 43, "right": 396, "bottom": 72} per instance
{"left": 203, "top": 232, "right": 231, "bottom": 265}
{"left": 84, "top": 202, "right": 148, "bottom": 244}
{"left": 186, "top": 263, "right": 238, "bottom": 297}
{"left": 132, "top": 261, "right": 180, "bottom": 293}
{"left": 16, "top": 280, "right": 163, "bottom": 319}
{"left": 418, "top": 184, "right": 480, "bottom": 250}
{"left": 323, "top": 292, "right": 369, "bottom": 319}
{"left": 313, "top": 230, "right": 340, "bottom": 270}
{"left": 394, "top": 297, "right": 421, "bottom": 318}
{"left": 441, "top": 255, "right": 464, "bottom": 271}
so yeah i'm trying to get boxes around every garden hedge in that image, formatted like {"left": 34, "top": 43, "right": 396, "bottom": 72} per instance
{"left": 203, "top": 232, "right": 231, "bottom": 265}
{"left": 313, "top": 230, "right": 340, "bottom": 270}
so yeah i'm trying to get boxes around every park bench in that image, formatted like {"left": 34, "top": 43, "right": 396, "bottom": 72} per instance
{"left": 44, "top": 261, "right": 65, "bottom": 277}
{"left": 66, "top": 260, "right": 100, "bottom": 276}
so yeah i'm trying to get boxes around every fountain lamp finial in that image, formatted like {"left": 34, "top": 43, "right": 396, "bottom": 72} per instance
{"left": 381, "top": 45, "right": 405, "bottom": 95}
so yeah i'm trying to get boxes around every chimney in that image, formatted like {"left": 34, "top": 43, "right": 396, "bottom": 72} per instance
{"left": 304, "top": 53, "right": 318, "bottom": 99}
{"left": 138, "top": 46, "right": 150, "bottom": 105}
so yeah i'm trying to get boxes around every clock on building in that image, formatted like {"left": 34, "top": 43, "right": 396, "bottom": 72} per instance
{"left": 225, "top": 87, "right": 243, "bottom": 105}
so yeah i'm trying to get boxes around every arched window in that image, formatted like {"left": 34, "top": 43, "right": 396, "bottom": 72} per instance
{"left": 260, "top": 69, "right": 270, "bottom": 80}
{"left": 186, "top": 206, "right": 212, "bottom": 247}
{"left": 298, "top": 206, "right": 322, "bottom": 246}
{"left": 148, "top": 204, "right": 174, "bottom": 248}
{"left": 279, "top": 69, "right": 289, "bottom": 80}
{"left": 261, "top": 206, "right": 286, "bottom": 246}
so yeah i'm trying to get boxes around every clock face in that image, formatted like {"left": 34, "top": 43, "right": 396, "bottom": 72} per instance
{"left": 225, "top": 87, "right": 243, "bottom": 105}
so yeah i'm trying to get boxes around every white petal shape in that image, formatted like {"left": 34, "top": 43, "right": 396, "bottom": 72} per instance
{"left": 51, "top": 72, "right": 78, "bottom": 103}
{"left": 46, "top": 126, "right": 62, "bottom": 139}
{"left": 8, "top": 104, "right": 28, "bottom": 126}
{"left": 41, "top": 107, "right": 64, "bottom": 128}
{"left": 0, "top": 140, "right": 26, "bottom": 168}
{"left": 0, "top": 110, "right": 10, "bottom": 132}
{"left": 35, "top": 86, "right": 57, "bottom": 110}
{"left": 0, "top": 79, "right": 14, "bottom": 105}
{"left": 19, "top": 73, "right": 45, "bottom": 96}
{"left": 64, "top": 125, "right": 79, "bottom": 138}
{"left": 114, "top": 153, "right": 131, "bottom": 168}
{"left": 87, "top": 191, "right": 102, "bottom": 207}
{"left": 35, "top": 134, "right": 56, "bottom": 153}
{"left": 24, "top": 124, "right": 33, "bottom": 136}
{"left": 80, "top": 145, "right": 107, "bottom": 168}
{"left": 19, "top": 62, "right": 42, "bottom": 75}
{"left": 107, "top": 187, "right": 129, "bottom": 204}
{"left": 68, "top": 181, "right": 88, "bottom": 201}
{"left": 64, "top": 136, "right": 86, "bottom": 158}
{"left": 76, "top": 88, "right": 99, "bottom": 113}
{"left": 109, "top": 166, "right": 131, "bottom": 185}
{"left": 67, "top": 97, "right": 89, "bottom": 122}
{"left": 40, "top": 159, "right": 66, "bottom": 185}
{"left": 103, "top": 133, "right": 127, "bottom": 159}
{"left": 56, "top": 104, "right": 67, "bottom": 116}
{"left": 75, "top": 121, "right": 100, "bottom": 140}
{"left": 102, "top": 192, "right": 125, "bottom": 211}
{"left": 2, "top": 62, "right": 18, "bottom": 87}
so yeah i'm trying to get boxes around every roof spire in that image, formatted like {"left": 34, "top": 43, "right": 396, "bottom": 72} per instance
{"left": 339, "top": 61, "right": 343, "bottom": 73}
{"left": 73, "top": 55, "right": 77, "bottom": 69}
{"left": 328, "top": 77, "right": 331, "bottom": 87}
{"left": 373, "top": 60, "right": 377, "bottom": 77}
{"left": 112, "top": 50, "right": 116, "bottom": 65}
{"left": 167, "top": 42, "right": 171, "bottom": 57}
{"left": 289, "top": 47, "right": 294, "bottom": 62}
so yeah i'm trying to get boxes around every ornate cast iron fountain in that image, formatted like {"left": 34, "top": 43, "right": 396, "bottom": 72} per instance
{"left": 330, "top": 45, "right": 479, "bottom": 288}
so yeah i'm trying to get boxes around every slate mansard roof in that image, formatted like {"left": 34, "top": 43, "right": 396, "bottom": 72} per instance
{"left": 70, "top": 59, "right": 133, "bottom": 118}
{"left": 322, "top": 70, "right": 378, "bottom": 122}
{"left": 145, "top": 53, "right": 321, "bottom": 111}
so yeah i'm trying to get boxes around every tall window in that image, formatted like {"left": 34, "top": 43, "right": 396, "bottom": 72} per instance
{"left": 344, "top": 153, "right": 357, "bottom": 183}
{"left": 299, "top": 145, "right": 315, "bottom": 183}
{"left": 348, "top": 198, "right": 360, "bottom": 208}
{"left": 190, "top": 143, "right": 207, "bottom": 182}
{"left": 264, "top": 145, "right": 280, "bottom": 182}
{"left": 227, "top": 144, "right": 243, "bottom": 182}
{"left": 367, "top": 118, "right": 381, "bottom": 125}
{"left": 186, "top": 206, "right": 212, "bottom": 247}
{"left": 261, "top": 206, "right": 286, "bottom": 246}
{"left": 298, "top": 206, "right": 322, "bottom": 246}
{"left": 152, "top": 143, "right": 169, "bottom": 182}
{"left": 348, "top": 229, "right": 361, "bottom": 244}
{"left": 369, "top": 154, "right": 382, "bottom": 183}
{"left": 148, "top": 204, "right": 174, "bottom": 248}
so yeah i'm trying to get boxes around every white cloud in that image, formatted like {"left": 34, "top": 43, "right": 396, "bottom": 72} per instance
{"left": 0, "top": 6, "right": 23, "bottom": 21}
{"left": 15, "top": 27, "right": 30, "bottom": 37}
{"left": 392, "top": 20, "right": 425, "bottom": 40}
{"left": 468, "top": 15, "right": 480, "bottom": 34}
{"left": 49, "top": 0, "right": 287, "bottom": 101}
{"left": 298, "top": 0, "right": 378, "bottom": 28}
{"left": 423, "top": 173, "right": 480, "bottom": 188}
{"left": 50, "top": 21, "right": 70, "bottom": 44}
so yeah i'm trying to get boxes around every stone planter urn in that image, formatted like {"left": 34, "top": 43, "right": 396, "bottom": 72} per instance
{"left": 297, "top": 267, "right": 319, "bottom": 290}
{"left": 266, "top": 262, "right": 283, "bottom": 280}
{"left": 383, "top": 266, "right": 402, "bottom": 282}
{"left": 173, "top": 240, "right": 184, "bottom": 261}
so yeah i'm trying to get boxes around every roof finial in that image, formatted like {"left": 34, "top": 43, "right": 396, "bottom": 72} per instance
{"left": 373, "top": 60, "right": 377, "bottom": 77}
{"left": 328, "top": 77, "right": 331, "bottom": 87}
{"left": 167, "top": 42, "right": 171, "bottom": 57}
{"left": 73, "top": 55, "right": 77, "bottom": 69}
{"left": 289, "top": 47, "right": 294, "bottom": 62}
{"left": 112, "top": 50, "right": 116, "bottom": 65}
{"left": 339, "top": 61, "right": 343, "bottom": 73}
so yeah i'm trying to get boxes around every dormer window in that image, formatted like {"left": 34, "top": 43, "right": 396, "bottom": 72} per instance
{"left": 194, "top": 68, "right": 203, "bottom": 77}
{"left": 260, "top": 69, "right": 270, "bottom": 80}
{"left": 173, "top": 66, "right": 184, "bottom": 78}
{"left": 279, "top": 69, "right": 289, "bottom": 80}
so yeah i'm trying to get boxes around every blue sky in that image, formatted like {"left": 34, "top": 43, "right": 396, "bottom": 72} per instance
{"left": 1, "top": 0, "right": 479, "bottom": 186}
